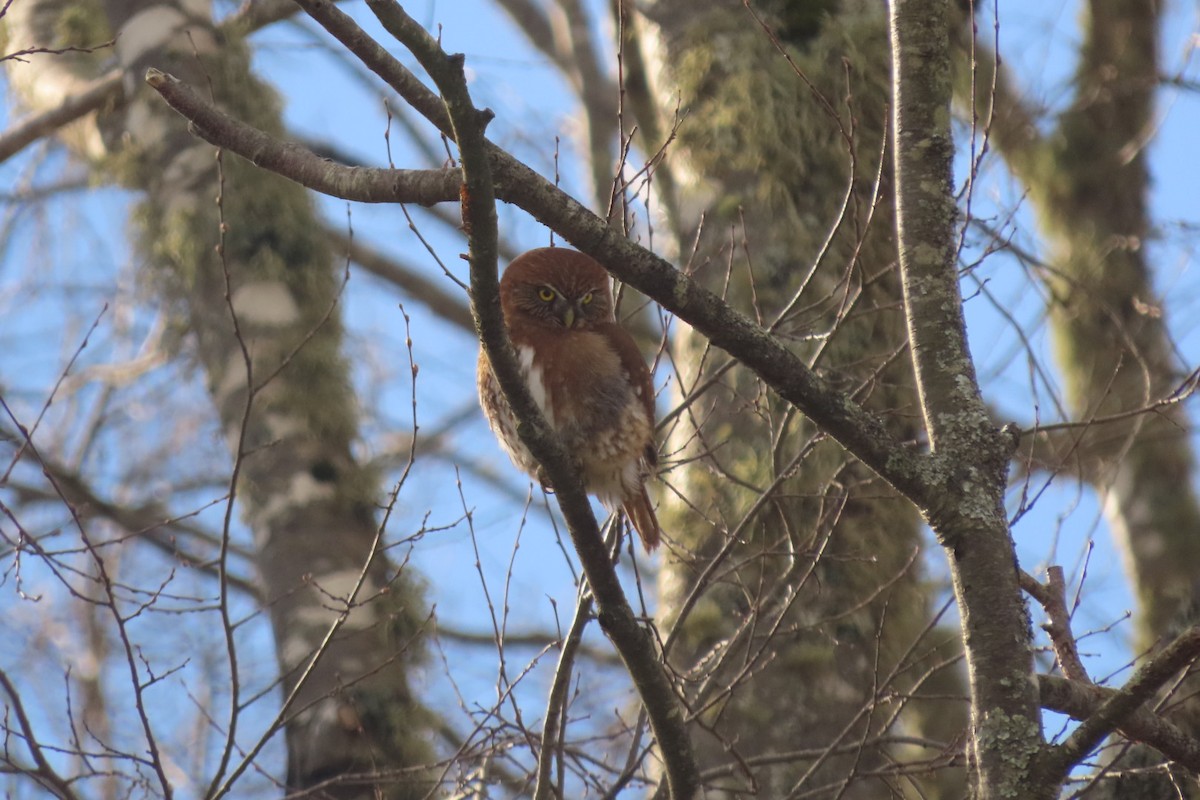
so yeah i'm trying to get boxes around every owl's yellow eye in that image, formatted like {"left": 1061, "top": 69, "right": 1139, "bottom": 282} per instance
{"left": 538, "top": 288, "right": 556, "bottom": 302}
{"left": 580, "top": 291, "right": 593, "bottom": 305}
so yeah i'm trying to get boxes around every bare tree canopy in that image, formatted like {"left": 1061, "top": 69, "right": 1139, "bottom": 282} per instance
{"left": 1, "top": 1, "right": 1199, "bottom": 798}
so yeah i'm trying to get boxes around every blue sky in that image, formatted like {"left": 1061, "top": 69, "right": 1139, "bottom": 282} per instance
{"left": 1, "top": 0, "right": 1198, "bottom": 792}
{"left": 245, "top": 0, "right": 1200, "bottom": 738}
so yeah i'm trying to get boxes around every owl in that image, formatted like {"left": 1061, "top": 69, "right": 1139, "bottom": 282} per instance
{"left": 477, "top": 247, "right": 661, "bottom": 552}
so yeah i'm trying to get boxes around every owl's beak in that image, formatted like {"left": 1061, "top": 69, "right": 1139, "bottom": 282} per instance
{"left": 561, "top": 307, "right": 576, "bottom": 329}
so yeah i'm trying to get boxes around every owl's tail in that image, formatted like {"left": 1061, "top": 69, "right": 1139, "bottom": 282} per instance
{"left": 623, "top": 487, "right": 661, "bottom": 553}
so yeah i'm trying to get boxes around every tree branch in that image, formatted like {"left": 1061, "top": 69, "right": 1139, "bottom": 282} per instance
{"left": 5, "top": 474, "right": 260, "bottom": 599}
{"left": 1025, "top": 566, "right": 1092, "bottom": 684}
{"left": 0, "top": 5, "right": 315, "bottom": 166}
{"left": 1039, "top": 672, "right": 1200, "bottom": 774}
{"left": 146, "top": 69, "right": 462, "bottom": 205}
{"left": 1046, "top": 625, "right": 1200, "bottom": 776}
{"left": 144, "top": 38, "right": 936, "bottom": 523}
{"left": 534, "top": 590, "right": 593, "bottom": 800}
{"left": 144, "top": 5, "right": 1048, "bottom": 615}
{"left": 890, "top": 0, "right": 1043, "bottom": 797}
{"left": 359, "top": 2, "right": 700, "bottom": 796}
{"left": 0, "top": 69, "right": 122, "bottom": 164}
{"left": 495, "top": 0, "right": 618, "bottom": 210}
{"left": 323, "top": 225, "right": 476, "bottom": 333}
{"left": 0, "top": 668, "right": 80, "bottom": 800}
{"left": 948, "top": 4, "right": 1049, "bottom": 185}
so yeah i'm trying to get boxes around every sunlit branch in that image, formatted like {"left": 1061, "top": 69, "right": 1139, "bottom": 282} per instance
{"left": 358, "top": 2, "right": 701, "bottom": 796}
{"left": 1047, "top": 625, "right": 1200, "bottom": 776}
{"left": 149, "top": 8, "right": 936, "bottom": 518}
{"left": 0, "top": 69, "right": 121, "bottom": 164}
{"left": 891, "top": 0, "right": 1042, "bottom": 795}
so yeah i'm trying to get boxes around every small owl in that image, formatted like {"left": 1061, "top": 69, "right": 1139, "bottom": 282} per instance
{"left": 477, "top": 247, "right": 661, "bottom": 552}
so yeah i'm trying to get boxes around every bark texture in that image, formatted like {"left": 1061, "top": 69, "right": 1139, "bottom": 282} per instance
{"left": 953, "top": 1, "right": 1200, "bottom": 795}
{"left": 960, "top": 0, "right": 1199, "bottom": 645}
{"left": 639, "top": 2, "right": 966, "bottom": 796}
{"left": 892, "top": 1, "right": 1043, "bottom": 797}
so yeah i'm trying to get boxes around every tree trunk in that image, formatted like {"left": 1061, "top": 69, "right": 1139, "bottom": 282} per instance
{"left": 638, "top": 2, "right": 967, "bottom": 796}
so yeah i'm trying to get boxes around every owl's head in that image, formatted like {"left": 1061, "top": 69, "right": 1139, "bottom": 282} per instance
{"left": 499, "top": 248, "right": 615, "bottom": 332}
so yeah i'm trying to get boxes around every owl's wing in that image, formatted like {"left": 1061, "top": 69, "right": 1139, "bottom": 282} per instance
{"left": 598, "top": 322, "right": 658, "bottom": 463}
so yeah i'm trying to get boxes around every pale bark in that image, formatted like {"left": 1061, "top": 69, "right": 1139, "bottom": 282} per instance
{"left": 637, "top": 2, "right": 966, "bottom": 796}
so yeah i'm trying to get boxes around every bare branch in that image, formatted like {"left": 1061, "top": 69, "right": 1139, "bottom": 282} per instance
{"left": 149, "top": 0, "right": 940, "bottom": 541}
{"left": 0, "top": 69, "right": 121, "bottom": 164}
{"left": 1028, "top": 567, "right": 1092, "bottom": 684}
{"left": 358, "top": 2, "right": 700, "bottom": 796}
{"left": 496, "top": 0, "right": 619, "bottom": 210}
{"left": 534, "top": 591, "right": 593, "bottom": 800}
{"left": 145, "top": 68, "right": 461, "bottom": 205}
{"left": 890, "top": 0, "right": 1042, "bottom": 796}
{"left": 1046, "top": 626, "right": 1200, "bottom": 776}
{"left": 323, "top": 225, "right": 476, "bottom": 333}
{"left": 0, "top": 669, "right": 81, "bottom": 800}
{"left": 1039, "top": 674, "right": 1200, "bottom": 774}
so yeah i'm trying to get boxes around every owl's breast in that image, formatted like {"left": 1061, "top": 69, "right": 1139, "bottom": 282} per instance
{"left": 479, "top": 328, "right": 653, "bottom": 500}
{"left": 530, "top": 331, "right": 637, "bottom": 436}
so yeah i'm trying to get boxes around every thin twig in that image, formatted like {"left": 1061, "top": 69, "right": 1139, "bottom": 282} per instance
{"left": 534, "top": 589, "right": 594, "bottom": 800}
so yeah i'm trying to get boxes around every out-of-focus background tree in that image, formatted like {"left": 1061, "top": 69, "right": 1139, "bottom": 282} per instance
{"left": 1, "top": 0, "right": 1198, "bottom": 797}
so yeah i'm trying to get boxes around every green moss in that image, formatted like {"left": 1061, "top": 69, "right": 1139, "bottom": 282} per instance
{"left": 656, "top": 2, "right": 962, "bottom": 794}
{"left": 765, "top": 0, "right": 841, "bottom": 45}
{"left": 55, "top": 1, "right": 111, "bottom": 50}
{"left": 975, "top": 708, "right": 1043, "bottom": 798}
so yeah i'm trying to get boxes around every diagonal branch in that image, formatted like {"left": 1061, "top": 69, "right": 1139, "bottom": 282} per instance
{"left": 1039, "top": 670, "right": 1200, "bottom": 773}
{"left": 495, "top": 0, "right": 618, "bottom": 210}
{"left": 534, "top": 590, "right": 594, "bottom": 800}
{"left": 6, "top": 474, "right": 260, "bottom": 598}
{"left": 145, "top": 69, "right": 461, "bottom": 204}
{"left": 145, "top": 53, "right": 936, "bottom": 519}
{"left": 1046, "top": 625, "right": 1200, "bottom": 776}
{"left": 360, "top": 3, "right": 700, "bottom": 797}
{"left": 0, "top": 5, "right": 314, "bottom": 166}
{"left": 0, "top": 668, "right": 81, "bottom": 800}
{"left": 0, "top": 69, "right": 122, "bottom": 164}
{"left": 283, "top": 0, "right": 937, "bottom": 499}
{"left": 323, "top": 225, "right": 476, "bottom": 332}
